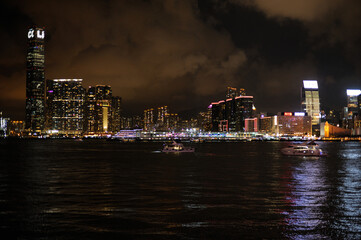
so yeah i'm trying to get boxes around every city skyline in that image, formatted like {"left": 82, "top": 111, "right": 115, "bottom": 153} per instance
{"left": 2, "top": 1, "right": 361, "bottom": 119}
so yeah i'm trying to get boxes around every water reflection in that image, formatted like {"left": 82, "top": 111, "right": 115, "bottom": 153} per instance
{"left": 336, "top": 144, "right": 361, "bottom": 235}
{"left": 285, "top": 157, "right": 328, "bottom": 239}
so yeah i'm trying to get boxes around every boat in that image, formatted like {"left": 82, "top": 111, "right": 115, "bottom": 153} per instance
{"left": 162, "top": 141, "right": 195, "bottom": 153}
{"left": 281, "top": 141, "right": 326, "bottom": 156}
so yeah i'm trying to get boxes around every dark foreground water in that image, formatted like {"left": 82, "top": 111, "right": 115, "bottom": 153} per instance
{"left": 1, "top": 140, "right": 361, "bottom": 239}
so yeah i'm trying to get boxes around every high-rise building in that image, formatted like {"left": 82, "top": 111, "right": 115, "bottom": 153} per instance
{"left": 110, "top": 96, "right": 122, "bottom": 133}
{"left": 157, "top": 106, "right": 168, "bottom": 128}
{"left": 84, "top": 86, "right": 96, "bottom": 133}
{"left": 346, "top": 89, "right": 361, "bottom": 119}
{"left": 26, "top": 27, "right": 45, "bottom": 133}
{"left": 84, "top": 85, "right": 116, "bottom": 134}
{"left": 165, "top": 113, "right": 179, "bottom": 131}
{"left": 211, "top": 96, "right": 254, "bottom": 132}
{"left": 46, "top": 79, "right": 85, "bottom": 135}
{"left": 144, "top": 108, "right": 155, "bottom": 131}
{"left": 301, "top": 80, "right": 320, "bottom": 126}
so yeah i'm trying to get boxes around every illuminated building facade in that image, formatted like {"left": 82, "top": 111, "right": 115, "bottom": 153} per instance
{"left": 26, "top": 27, "right": 45, "bottom": 133}
{"left": 8, "top": 120, "right": 25, "bottom": 137}
{"left": 165, "top": 113, "right": 179, "bottom": 131}
{"left": 84, "top": 85, "right": 119, "bottom": 134}
{"left": 258, "top": 116, "right": 273, "bottom": 133}
{"left": 111, "top": 96, "right": 122, "bottom": 133}
{"left": 46, "top": 79, "right": 85, "bottom": 135}
{"left": 211, "top": 96, "right": 254, "bottom": 132}
{"left": 156, "top": 106, "right": 168, "bottom": 130}
{"left": 346, "top": 89, "right": 361, "bottom": 119}
{"left": 301, "top": 80, "right": 320, "bottom": 126}
{"left": 144, "top": 108, "right": 155, "bottom": 131}
{"left": 198, "top": 110, "right": 212, "bottom": 131}
{"left": 275, "top": 112, "right": 312, "bottom": 136}
{"left": 245, "top": 118, "right": 258, "bottom": 132}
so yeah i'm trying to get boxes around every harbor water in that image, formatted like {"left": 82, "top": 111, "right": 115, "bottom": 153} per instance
{"left": 1, "top": 139, "right": 361, "bottom": 239}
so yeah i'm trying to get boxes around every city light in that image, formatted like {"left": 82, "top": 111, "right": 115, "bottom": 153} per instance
{"left": 346, "top": 89, "right": 361, "bottom": 96}
{"left": 303, "top": 80, "right": 318, "bottom": 89}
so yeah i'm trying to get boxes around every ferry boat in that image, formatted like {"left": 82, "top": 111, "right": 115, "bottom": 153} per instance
{"left": 281, "top": 141, "right": 326, "bottom": 156}
{"left": 162, "top": 141, "right": 195, "bottom": 153}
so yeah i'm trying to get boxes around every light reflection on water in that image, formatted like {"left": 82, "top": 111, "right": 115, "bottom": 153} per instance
{"left": 1, "top": 140, "right": 361, "bottom": 239}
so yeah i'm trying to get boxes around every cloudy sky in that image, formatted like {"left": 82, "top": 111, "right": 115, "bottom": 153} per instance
{"left": 1, "top": 0, "right": 361, "bottom": 119}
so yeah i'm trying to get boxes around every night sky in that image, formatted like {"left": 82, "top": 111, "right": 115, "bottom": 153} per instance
{"left": 1, "top": 0, "right": 361, "bottom": 120}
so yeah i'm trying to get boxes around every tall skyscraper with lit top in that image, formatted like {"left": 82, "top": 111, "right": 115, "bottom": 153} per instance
{"left": 301, "top": 80, "right": 320, "bottom": 126}
{"left": 25, "top": 27, "right": 45, "bottom": 133}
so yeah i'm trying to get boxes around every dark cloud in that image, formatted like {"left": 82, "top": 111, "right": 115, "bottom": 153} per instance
{"left": 0, "top": 0, "right": 249, "bottom": 118}
{"left": 1, "top": 0, "right": 361, "bottom": 119}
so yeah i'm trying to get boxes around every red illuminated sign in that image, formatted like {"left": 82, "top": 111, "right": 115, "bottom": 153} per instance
{"left": 284, "top": 112, "right": 293, "bottom": 116}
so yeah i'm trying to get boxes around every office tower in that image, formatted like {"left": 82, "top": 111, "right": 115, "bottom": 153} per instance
{"left": 165, "top": 113, "right": 179, "bottom": 131}
{"left": 346, "top": 89, "right": 361, "bottom": 119}
{"left": 157, "top": 106, "right": 168, "bottom": 126}
{"left": 84, "top": 86, "right": 96, "bottom": 133}
{"left": 301, "top": 80, "right": 320, "bottom": 125}
{"left": 46, "top": 79, "right": 85, "bottom": 135}
{"left": 84, "top": 85, "right": 113, "bottom": 134}
{"left": 211, "top": 96, "right": 254, "bottom": 132}
{"left": 226, "top": 87, "right": 237, "bottom": 98}
{"left": 239, "top": 88, "right": 246, "bottom": 96}
{"left": 110, "top": 96, "right": 122, "bottom": 133}
{"left": 144, "top": 108, "right": 155, "bottom": 131}
{"left": 25, "top": 27, "right": 45, "bottom": 133}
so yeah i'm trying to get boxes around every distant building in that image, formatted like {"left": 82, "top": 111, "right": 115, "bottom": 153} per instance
{"left": 245, "top": 118, "right": 258, "bottom": 132}
{"left": 321, "top": 121, "right": 351, "bottom": 137}
{"left": 275, "top": 112, "right": 312, "bottom": 136}
{"left": 226, "top": 87, "right": 237, "bottom": 98}
{"left": 239, "top": 88, "right": 246, "bottom": 96}
{"left": 156, "top": 106, "right": 168, "bottom": 130}
{"left": 198, "top": 110, "right": 212, "bottom": 131}
{"left": 211, "top": 96, "right": 254, "bottom": 132}
{"left": 110, "top": 96, "right": 122, "bottom": 133}
{"left": 165, "top": 113, "right": 179, "bottom": 131}
{"left": 46, "top": 79, "right": 85, "bottom": 135}
{"left": 26, "top": 27, "right": 46, "bottom": 134}
{"left": 0, "top": 112, "right": 10, "bottom": 137}
{"left": 258, "top": 116, "right": 273, "bottom": 134}
{"left": 121, "top": 116, "right": 142, "bottom": 130}
{"left": 301, "top": 80, "right": 320, "bottom": 126}
{"left": 346, "top": 89, "right": 361, "bottom": 119}
{"left": 144, "top": 108, "right": 155, "bottom": 131}
{"left": 84, "top": 85, "right": 120, "bottom": 134}
{"left": 8, "top": 120, "right": 25, "bottom": 137}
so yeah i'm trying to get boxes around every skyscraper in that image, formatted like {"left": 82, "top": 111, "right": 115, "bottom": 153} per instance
{"left": 110, "top": 96, "right": 122, "bottom": 133}
{"left": 26, "top": 27, "right": 45, "bottom": 133}
{"left": 301, "top": 80, "right": 320, "bottom": 126}
{"left": 84, "top": 85, "right": 112, "bottom": 133}
{"left": 211, "top": 96, "right": 254, "bottom": 132}
{"left": 46, "top": 79, "right": 85, "bottom": 135}
{"left": 346, "top": 89, "right": 361, "bottom": 119}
